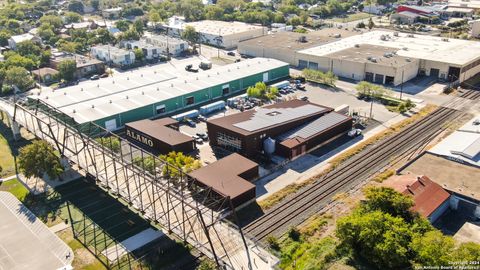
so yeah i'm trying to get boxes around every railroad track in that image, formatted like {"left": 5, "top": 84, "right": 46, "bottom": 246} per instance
{"left": 243, "top": 105, "right": 463, "bottom": 240}
{"left": 459, "top": 89, "right": 480, "bottom": 100}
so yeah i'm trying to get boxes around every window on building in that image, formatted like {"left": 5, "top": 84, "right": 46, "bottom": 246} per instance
{"left": 222, "top": 84, "right": 230, "bottom": 95}
{"left": 308, "top": 62, "right": 319, "bottom": 70}
{"left": 298, "top": 60, "right": 308, "bottom": 69}
{"left": 185, "top": 96, "right": 194, "bottom": 105}
{"left": 217, "top": 132, "right": 242, "bottom": 151}
{"left": 263, "top": 72, "right": 269, "bottom": 82}
{"left": 156, "top": 104, "right": 166, "bottom": 114}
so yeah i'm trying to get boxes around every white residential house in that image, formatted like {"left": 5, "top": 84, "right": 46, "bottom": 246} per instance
{"left": 144, "top": 35, "right": 188, "bottom": 56}
{"left": 91, "top": 45, "right": 135, "bottom": 66}
{"left": 8, "top": 33, "right": 41, "bottom": 50}
{"left": 363, "top": 5, "right": 387, "bottom": 15}
{"left": 120, "top": 40, "right": 161, "bottom": 60}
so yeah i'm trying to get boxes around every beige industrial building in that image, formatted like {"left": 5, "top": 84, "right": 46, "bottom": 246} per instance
{"left": 240, "top": 30, "right": 480, "bottom": 85}
{"left": 164, "top": 18, "right": 266, "bottom": 49}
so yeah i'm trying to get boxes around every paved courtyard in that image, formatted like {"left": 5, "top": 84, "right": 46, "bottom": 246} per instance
{"left": 0, "top": 192, "right": 72, "bottom": 270}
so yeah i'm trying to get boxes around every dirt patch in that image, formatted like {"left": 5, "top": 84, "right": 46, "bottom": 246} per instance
{"left": 401, "top": 153, "right": 480, "bottom": 200}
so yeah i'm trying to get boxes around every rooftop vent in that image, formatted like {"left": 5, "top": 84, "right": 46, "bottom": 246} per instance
{"left": 141, "top": 91, "right": 144, "bottom": 95}
{"left": 380, "top": 35, "right": 386, "bottom": 41}
{"left": 407, "top": 34, "right": 414, "bottom": 38}
{"left": 127, "top": 77, "right": 129, "bottom": 80}
{"left": 354, "top": 44, "right": 360, "bottom": 48}
{"left": 334, "top": 33, "right": 341, "bottom": 38}
{"left": 298, "top": 36, "right": 307, "bottom": 43}
{"left": 126, "top": 95, "right": 129, "bottom": 99}
{"left": 72, "top": 109, "right": 76, "bottom": 113}
{"left": 64, "top": 92, "right": 67, "bottom": 95}
{"left": 371, "top": 57, "right": 377, "bottom": 63}
{"left": 406, "top": 58, "right": 411, "bottom": 62}
{"left": 91, "top": 105, "right": 95, "bottom": 108}
{"left": 403, "top": 47, "right": 408, "bottom": 51}
{"left": 442, "top": 38, "right": 449, "bottom": 42}
{"left": 266, "top": 111, "right": 281, "bottom": 116}
{"left": 157, "top": 87, "right": 159, "bottom": 91}
{"left": 81, "top": 88, "right": 83, "bottom": 91}
{"left": 393, "top": 32, "right": 399, "bottom": 37}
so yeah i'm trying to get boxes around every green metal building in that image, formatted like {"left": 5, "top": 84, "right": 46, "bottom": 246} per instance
{"left": 35, "top": 58, "right": 289, "bottom": 130}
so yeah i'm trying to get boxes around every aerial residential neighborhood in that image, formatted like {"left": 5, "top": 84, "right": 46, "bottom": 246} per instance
{"left": 0, "top": 0, "right": 479, "bottom": 270}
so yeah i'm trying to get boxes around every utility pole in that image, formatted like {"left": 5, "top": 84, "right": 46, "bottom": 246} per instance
{"left": 217, "top": 28, "right": 221, "bottom": 59}
{"left": 400, "top": 69, "right": 404, "bottom": 100}
{"left": 369, "top": 87, "right": 373, "bottom": 119}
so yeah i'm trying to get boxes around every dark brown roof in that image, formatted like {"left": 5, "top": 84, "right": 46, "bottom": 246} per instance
{"left": 208, "top": 100, "right": 331, "bottom": 136}
{"left": 32, "top": 67, "right": 59, "bottom": 76}
{"left": 126, "top": 118, "right": 193, "bottom": 146}
{"left": 187, "top": 153, "right": 257, "bottom": 199}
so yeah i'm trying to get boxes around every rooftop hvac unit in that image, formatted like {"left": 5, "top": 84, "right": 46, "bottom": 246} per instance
{"left": 371, "top": 58, "right": 377, "bottom": 63}
{"left": 367, "top": 56, "right": 372, "bottom": 60}
{"left": 442, "top": 38, "right": 449, "bottom": 42}
{"left": 334, "top": 33, "right": 341, "bottom": 38}
{"left": 380, "top": 35, "right": 386, "bottom": 41}
{"left": 394, "top": 32, "right": 399, "bottom": 37}
{"left": 406, "top": 58, "right": 412, "bottom": 62}
{"left": 407, "top": 34, "right": 414, "bottom": 38}
{"left": 298, "top": 36, "right": 307, "bottom": 43}
{"left": 403, "top": 47, "right": 408, "bottom": 50}
{"left": 354, "top": 44, "right": 360, "bottom": 48}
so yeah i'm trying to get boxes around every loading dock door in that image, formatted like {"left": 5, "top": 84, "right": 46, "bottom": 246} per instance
{"left": 448, "top": 66, "right": 461, "bottom": 82}
{"left": 365, "top": 72, "right": 374, "bottom": 82}
{"left": 105, "top": 119, "right": 117, "bottom": 131}
{"left": 430, "top": 68, "right": 440, "bottom": 78}
{"left": 374, "top": 74, "right": 384, "bottom": 84}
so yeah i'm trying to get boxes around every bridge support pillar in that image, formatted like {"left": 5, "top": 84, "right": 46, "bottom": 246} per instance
{"left": 11, "top": 121, "right": 20, "bottom": 141}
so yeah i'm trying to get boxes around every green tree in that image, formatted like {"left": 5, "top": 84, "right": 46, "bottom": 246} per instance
{"left": 4, "top": 52, "right": 36, "bottom": 70}
{"left": 95, "top": 136, "right": 121, "bottom": 153}
{"left": 58, "top": 59, "right": 77, "bottom": 82}
{"left": 0, "top": 30, "right": 11, "bottom": 46}
{"left": 160, "top": 151, "right": 202, "bottom": 178}
{"left": 39, "top": 15, "right": 63, "bottom": 30}
{"left": 133, "top": 48, "right": 144, "bottom": 62}
{"left": 133, "top": 156, "right": 157, "bottom": 174}
{"left": 411, "top": 230, "right": 455, "bottom": 266}
{"left": 362, "top": 187, "right": 415, "bottom": 221}
{"left": 16, "top": 40, "right": 42, "bottom": 58}
{"left": 368, "top": 17, "right": 375, "bottom": 29}
{"left": 18, "top": 140, "right": 64, "bottom": 180}
{"left": 196, "top": 260, "right": 216, "bottom": 270}
{"left": 452, "top": 242, "right": 480, "bottom": 261}
{"left": 181, "top": 25, "right": 199, "bottom": 47}
{"left": 68, "top": 0, "right": 84, "bottom": 13}
{"left": 336, "top": 210, "right": 413, "bottom": 269}
{"left": 177, "top": 0, "right": 205, "bottom": 21}
{"left": 133, "top": 19, "right": 144, "bottom": 35}
{"left": 64, "top": 11, "right": 82, "bottom": 24}
{"left": 149, "top": 10, "right": 161, "bottom": 27}
{"left": 115, "top": 20, "right": 131, "bottom": 32}
{"left": 4, "top": 66, "right": 34, "bottom": 91}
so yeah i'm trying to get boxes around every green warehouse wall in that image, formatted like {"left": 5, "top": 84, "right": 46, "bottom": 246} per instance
{"left": 90, "top": 64, "right": 290, "bottom": 129}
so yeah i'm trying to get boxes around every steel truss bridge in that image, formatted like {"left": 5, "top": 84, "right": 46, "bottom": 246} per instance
{"left": 0, "top": 98, "right": 277, "bottom": 270}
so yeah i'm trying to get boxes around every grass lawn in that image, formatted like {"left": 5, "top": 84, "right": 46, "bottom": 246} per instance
{"left": 0, "top": 178, "right": 29, "bottom": 201}
{"left": 331, "top": 12, "right": 373, "bottom": 23}
{"left": 0, "top": 123, "right": 15, "bottom": 177}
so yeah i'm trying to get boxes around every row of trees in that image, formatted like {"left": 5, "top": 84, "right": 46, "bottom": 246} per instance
{"left": 302, "top": 69, "right": 338, "bottom": 87}
{"left": 131, "top": 151, "right": 202, "bottom": 178}
{"left": 336, "top": 187, "right": 480, "bottom": 268}
{"left": 355, "top": 81, "right": 415, "bottom": 113}
{"left": 246, "top": 82, "right": 279, "bottom": 100}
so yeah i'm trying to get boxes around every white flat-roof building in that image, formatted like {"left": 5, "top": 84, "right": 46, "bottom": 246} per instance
{"left": 103, "top": 7, "right": 123, "bottom": 19}
{"left": 91, "top": 45, "right": 135, "bottom": 67}
{"left": 448, "top": 0, "right": 480, "bottom": 9}
{"left": 120, "top": 40, "right": 161, "bottom": 60}
{"left": 428, "top": 115, "right": 480, "bottom": 167}
{"left": 8, "top": 33, "right": 41, "bottom": 50}
{"left": 144, "top": 35, "right": 188, "bottom": 56}
{"left": 295, "top": 30, "right": 480, "bottom": 85}
{"left": 163, "top": 19, "right": 266, "bottom": 49}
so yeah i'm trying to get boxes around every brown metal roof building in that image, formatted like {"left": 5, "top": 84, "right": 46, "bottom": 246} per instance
{"left": 207, "top": 100, "right": 352, "bottom": 159}
{"left": 125, "top": 118, "right": 195, "bottom": 154}
{"left": 188, "top": 153, "right": 258, "bottom": 207}
{"left": 384, "top": 175, "right": 451, "bottom": 222}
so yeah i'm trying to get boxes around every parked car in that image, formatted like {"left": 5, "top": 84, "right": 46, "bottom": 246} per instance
{"left": 234, "top": 59, "right": 241, "bottom": 63}
{"left": 185, "top": 64, "right": 198, "bottom": 72}
{"left": 299, "top": 96, "right": 308, "bottom": 101}
{"left": 197, "top": 133, "right": 209, "bottom": 141}
{"left": 186, "top": 119, "right": 196, "bottom": 127}
{"left": 195, "top": 137, "right": 204, "bottom": 144}
{"left": 100, "top": 73, "right": 109, "bottom": 78}
{"left": 348, "top": 129, "right": 362, "bottom": 137}
{"left": 296, "top": 84, "right": 306, "bottom": 90}
{"left": 473, "top": 119, "right": 480, "bottom": 125}
{"left": 90, "top": 74, "right": 100, "bottom": 80}
{"left": 198, "top": 115, "right": 207, "bottom": 122}
{"left": 227, "top": 51, "right": 235, "bottom": 56}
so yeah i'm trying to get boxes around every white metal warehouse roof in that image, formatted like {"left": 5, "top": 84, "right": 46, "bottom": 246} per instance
{"left": 36, "top": 58, "right": 288, "bottom": 124}
{"left": 298, "top": 30, "right": 480, "bottom": 66}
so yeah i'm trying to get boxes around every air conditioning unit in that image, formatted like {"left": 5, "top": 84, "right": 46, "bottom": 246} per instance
{"left": 355, "top": 44, "right": 360, "bottom": 48}
{"left": 407, "top": 34, "right": 414, "bottom": 37}
{"left": 442, "top": 38, "right": 449, "bottom": 42}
